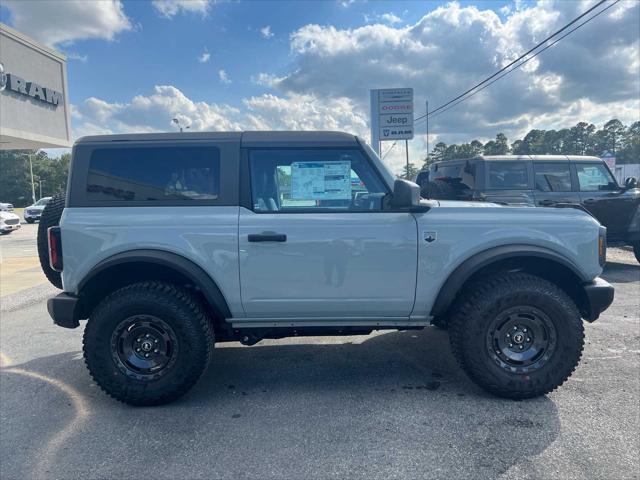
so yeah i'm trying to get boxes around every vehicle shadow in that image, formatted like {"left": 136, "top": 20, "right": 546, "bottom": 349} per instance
{"left": 603, "top": 261, "right": 640, "bottom": 284}
{"left": 0, "top": 328, "right": 561, "bottom": 479}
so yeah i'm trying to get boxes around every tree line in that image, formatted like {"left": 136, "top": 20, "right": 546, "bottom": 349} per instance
{"left": 400, "top": 118, "right": 640, "bottom": 179}
{"left": 0, "top": 150, "right": 70, "bottom": 207}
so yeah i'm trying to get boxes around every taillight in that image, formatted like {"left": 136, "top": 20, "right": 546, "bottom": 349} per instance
{"left": 48, "top": 226, "right": 63, "bottom": 272}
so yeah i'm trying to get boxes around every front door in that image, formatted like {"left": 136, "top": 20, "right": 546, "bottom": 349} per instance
{"left": 574, "top": 162, "right": 634, "bottom": 239}
{"left": 238, "top": 147, "right": 418, "bottom": 319}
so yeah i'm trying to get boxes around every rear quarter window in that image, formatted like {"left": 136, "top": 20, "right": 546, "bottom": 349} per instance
{"left": 486, "top": 161, "right": 530, "bottom": 189}
{"left": 86, "top": 146, "right": 220, "bottom": 202}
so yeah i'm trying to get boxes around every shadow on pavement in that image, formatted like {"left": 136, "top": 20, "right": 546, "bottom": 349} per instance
{"left": 1, "top": 328, "right": 561, "bottom": 479}
{"left": 602, "top": 261, "right": 640, "bottom": 284}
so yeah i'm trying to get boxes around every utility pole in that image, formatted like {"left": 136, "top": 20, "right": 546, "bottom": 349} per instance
{"left": 426, "top": 100, "right": 429, "bottom": 164}
{"left": 29, "top": 154, "right": 36, "bottom": 203}
{"left": 39, "top": 180, "right": 43, "bottom": 199}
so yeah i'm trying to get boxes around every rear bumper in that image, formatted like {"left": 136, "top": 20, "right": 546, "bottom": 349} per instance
{"left": 47, "top": 293, "right": 80, "bottom": 329}
{"left": 582, "top": 277, "right": 614, "bottom": 322}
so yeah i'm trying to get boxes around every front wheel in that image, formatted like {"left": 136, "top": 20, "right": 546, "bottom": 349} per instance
{"left": 633, "top": 242, "right": 640, "bottom": 264}
{"left": 26, "top": 218, "right": 35, "bottom": 224}
{"left": 449, "top": 272, "right": 584, "bottom": 399}
{"left": 83, "top": 282, "right": 214, "bottom": 406}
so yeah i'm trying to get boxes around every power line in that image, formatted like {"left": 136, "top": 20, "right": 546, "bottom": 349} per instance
{"left": 422, "top": 0, "right": 621, "bottom": 122}
{"left": 414, "top": 0, "right": 611, "bottom": 124}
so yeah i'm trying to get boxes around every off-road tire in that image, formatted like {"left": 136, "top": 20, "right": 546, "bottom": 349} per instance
{"left": 633, "top": 242, "right": 640, "bottom": 264}
{"left": 37, "top": 192, "right": 65, "bottom": 289}
{"left": 83, "top": 282, "right": 214, "bottom": 406}
{"left": 26, "top": 218, "right": 35, "bottom": 224}
{"left": 448, "top": 272, "right": 584, "bottom": 399}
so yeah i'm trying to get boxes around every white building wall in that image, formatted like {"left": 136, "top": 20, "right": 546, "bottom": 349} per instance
{"left": 613, "top": 164, "right": 640, "bottom": 185}
{"left": 0, "top": 22, "right": 71, "bottom": 149}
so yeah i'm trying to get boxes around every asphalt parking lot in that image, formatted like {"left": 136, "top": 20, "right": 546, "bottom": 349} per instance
{"left": 0, "top": 226, "right": 638, "bottom": 480}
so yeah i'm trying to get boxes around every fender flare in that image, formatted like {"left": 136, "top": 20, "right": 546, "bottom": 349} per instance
{"left": 430, "top": 244, "right": 588, "bottom": 317}
{"left": 78, "top": 249, "right": 232, "bottom": 318}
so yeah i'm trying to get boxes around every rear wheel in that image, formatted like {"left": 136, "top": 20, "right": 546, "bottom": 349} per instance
{"left": 37, "top": 192, "right": 65, "bottom": 289}
{"left": 83, "top": 282, "right": 214, "bottom": 406}
{"left": 449, "top": 272, "right": 584, "bottom": 399}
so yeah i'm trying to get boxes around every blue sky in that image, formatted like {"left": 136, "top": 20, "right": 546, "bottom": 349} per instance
{"left": 1, "top": 0, "right": 638, "bottom": 172}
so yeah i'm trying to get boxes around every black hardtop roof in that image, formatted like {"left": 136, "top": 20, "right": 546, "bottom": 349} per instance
{"left": 431, "top": 154, "right": 602, "bottom": 165}
{"left": 74, "top": 131, "right": 360, "bottom": 147}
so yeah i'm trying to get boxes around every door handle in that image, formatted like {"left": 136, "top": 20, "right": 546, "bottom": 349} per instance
{"left": 583, "top": 199, "right": 596, "bottom": 204}
{"left": 539, "top": 200, "right": 555, "bottom": 206}
{"left": 248, "top": 232, "right": 287, "bottom": 242}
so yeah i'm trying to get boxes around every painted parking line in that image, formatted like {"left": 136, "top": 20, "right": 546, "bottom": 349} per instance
{"left": 1, "top": 356, "right": 91, "bottom": 480}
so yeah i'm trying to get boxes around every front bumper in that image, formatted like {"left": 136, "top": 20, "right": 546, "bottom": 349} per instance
{"left": 582, "top": 277, "right": 614, "bottom": 322}
{"left": 47, "top": 293, "right": 81, "bottom": 329}
{"left": 24, "top": 212, "right": 41, "bottom": 220}
{"left": 0, "top": 223, "right": 21, "bottom": 232}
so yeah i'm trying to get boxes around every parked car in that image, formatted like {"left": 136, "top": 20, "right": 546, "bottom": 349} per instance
{"left": 416, "top": 155, "right": 640, "bottom": 262}
{"left": 24, "top": 196, "right": 52, "bottom": 223}
{"left": 0, "top": 208, "right": 21, "bottom": 234}
{"left": 41, "top": 132, "right": 613, "bottom": 405}
{"left": 0, "top": 202, "right": 14, "bottom": 211}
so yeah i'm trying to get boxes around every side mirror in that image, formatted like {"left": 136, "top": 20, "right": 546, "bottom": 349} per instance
{"left": 624, "top": 177, "right": 638, "bottom": 190}
{"left": 391, "top": 179, "right": 425, "bottom": 210}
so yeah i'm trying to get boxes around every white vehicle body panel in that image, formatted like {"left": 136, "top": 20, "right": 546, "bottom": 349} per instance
{"left": 60, "top": 206, "right": 244, "bottom": 316}
{"left": 238, "top": 207, "right": 418, "bottom": 319}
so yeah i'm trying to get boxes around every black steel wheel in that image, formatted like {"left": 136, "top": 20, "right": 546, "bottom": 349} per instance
{"left": 111, "top": 315, "right": 179, "bottom": 381}
{"left": 487, "top": 306, "right": 557, "bottom": 374}
{"left": 84, "top": 282, "right": 213, "bottom": 406}
{"left": 449, "top": 272, "right": 584, "bottom": 399}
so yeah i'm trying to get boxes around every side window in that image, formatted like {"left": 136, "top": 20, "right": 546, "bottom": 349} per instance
{"left": 249, "top": 149, "right": 388, "bottom": 212}
{"left": 534, "top": 162, "right": 572, "bottom": 192}
{"left": 87, "top": 147, "right": 220, "bottom": 202}
{"left": 576, "top": 163, "right": 618, "bottom": 192}
{"left": 431, "top": 162, "right": 475, "bottom": 189}
{"left": 487, "top": 161, "right": 529, "bottom": 189}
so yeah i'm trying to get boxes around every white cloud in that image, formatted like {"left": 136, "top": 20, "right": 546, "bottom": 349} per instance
{"left": 198, "top": 49, "right": 211, "bottom": 63}
{"left": 2, "top": 0, "right": 132, "bottom": 47}
{"left": 218, "top": 69, "right": 231, "bottom": 84}
{"left": 251, "top": 72, "right": 285, "bottom": 87}
{"left": 65, "top": 52, "right": 89, "bottom": 63}
{"left": 152, "top": 0, "right": 211, "bottom": 18}
{"left": 272, "top": 0, "right": 639, "bottom": 150}
{"left": 260, "top": 25, "right": 274, "bottom": 39}
{"left": 380, "top": 13, "right": 402, "bottom": 25}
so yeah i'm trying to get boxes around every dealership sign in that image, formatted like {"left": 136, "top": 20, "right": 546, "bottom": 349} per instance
{"left": 370, "top": 88, "right": 414, "bottom": 154}
{"left": 0, "top": 62, "right": 63, "bottom": 107}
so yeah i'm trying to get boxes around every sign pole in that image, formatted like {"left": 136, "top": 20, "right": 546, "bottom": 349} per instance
{"left": 405, "top": 140, "right": 409, "bottom": 178}
{"left": 370, "top": 90, "right": 380, "bottom": 156}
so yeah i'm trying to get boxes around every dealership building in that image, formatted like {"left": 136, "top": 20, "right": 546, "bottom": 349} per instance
{"left": 0, "top": 22, "right": 71, "bottom": 150}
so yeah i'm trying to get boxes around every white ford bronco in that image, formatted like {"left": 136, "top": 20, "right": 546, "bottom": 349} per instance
{"left": 41, "top": 131, "right": 614, "bottom": 405}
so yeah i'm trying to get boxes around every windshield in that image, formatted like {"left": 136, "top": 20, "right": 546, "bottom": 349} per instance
{"left": 35, "top": 197, "right": 51, "bottom": 206}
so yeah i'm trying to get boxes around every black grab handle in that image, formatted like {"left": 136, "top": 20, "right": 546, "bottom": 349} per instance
{"left": 248, "top": 233, "right": 287, "bottom": 242}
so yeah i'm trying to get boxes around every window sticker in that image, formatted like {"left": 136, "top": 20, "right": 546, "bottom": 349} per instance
{"left": 291, "top": 161, "right": 351, "bottom": 200}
